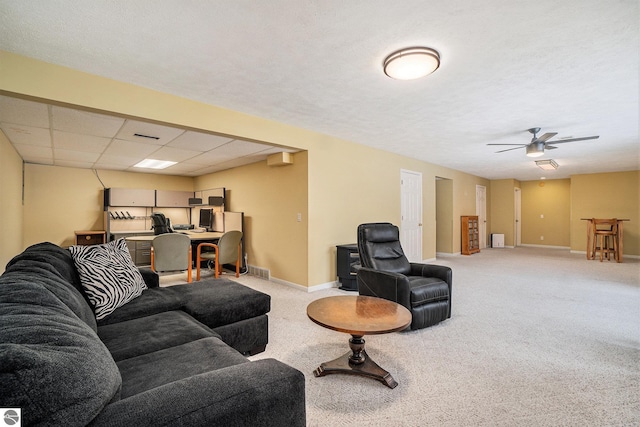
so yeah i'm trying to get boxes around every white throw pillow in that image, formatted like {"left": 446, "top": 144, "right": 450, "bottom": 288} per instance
{"left": 69, "top": 238, "right": 147, "bottom": 320}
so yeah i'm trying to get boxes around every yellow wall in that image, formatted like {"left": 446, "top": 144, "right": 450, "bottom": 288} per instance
{"left": 520, "top": 179, "right": 571, "bottom": 247}
{"left": 0, "top": 133, "right": 24, "bottom": 269}
{"left": 436, "top": 178, "right": 454, "bottom": 253}
{"left": 489, "top": 179, "right": 519, "bottom": 247}
{"left": 195, "top": 152, "right": 309, "bottom": 286}
{"left": 23, "top": 164, "right": 194, "bottom": 248}
{"left": 570, "top": 171, "right": 639, "bottom": 256}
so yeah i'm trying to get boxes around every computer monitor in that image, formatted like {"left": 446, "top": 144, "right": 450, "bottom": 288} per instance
{"left": 198, "top": 208, "right": 213, "bottom": 231}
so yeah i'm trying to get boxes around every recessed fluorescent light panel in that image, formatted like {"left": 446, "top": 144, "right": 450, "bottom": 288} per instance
{"left": 535, "top": 159, "right": 558, "bottom": 170}
{"left": 134, "top": 159, "right": 177, "bottom": 169}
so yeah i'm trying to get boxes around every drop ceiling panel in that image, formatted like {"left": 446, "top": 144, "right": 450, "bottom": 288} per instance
{"left": 53, "top": 131, "right": 111, "bottom": 152}
{"left": 103, "top": 139, "right": 160, "bottom": 158}
{"left": 52, "top": 106, "right": 125, "bottom": 136}
{"left": 13, "top": 143, "right": 53, "bottom": 161}
{"left": 167, "top": 131, "right": 233, "bottom": 151}
{"left": 115, "top": 120, "right": 184, "bottom": 145}
{"left": 54, "top": 148, "right": 100, "bottom": 163}
{"left": 1, "top": 124, "right": 51, "bottom": 146}
{"left": 0, "top": 97, "right": 49, "bottom": 127}
{"left": 146, "top": 145, "right": 203, "bottom": 162}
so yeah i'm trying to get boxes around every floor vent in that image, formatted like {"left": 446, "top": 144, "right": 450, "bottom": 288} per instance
{"left": 248, "top": 265, "right": 270, "bottom": 280}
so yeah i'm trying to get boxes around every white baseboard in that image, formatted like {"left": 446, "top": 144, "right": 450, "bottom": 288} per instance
{"left": 519, "top": 244, "right": 571, "bottom": 250}
{"left": 270, "top": 276, "right": 338, "bottom": 293}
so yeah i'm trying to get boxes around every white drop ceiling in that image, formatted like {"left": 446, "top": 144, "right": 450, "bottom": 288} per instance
{"left": 0, "top": 1, "right": 638, "bottom": 180}
{"left": 0, "top": 96, "right": 298, "bottom": 176}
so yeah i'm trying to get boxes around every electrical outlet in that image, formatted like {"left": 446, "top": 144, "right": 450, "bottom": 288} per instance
{"left": 540, "top": 214, "right": 544, "bottom": 219}
{"left": 297, "top": 213, "right": 302, "bottom": 222}
{"left": 540, "top": 236, "right": 544, "bottom": 241}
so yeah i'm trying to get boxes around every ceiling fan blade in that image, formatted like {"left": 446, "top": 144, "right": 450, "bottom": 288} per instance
{"left": 546, "top": 136, "right": 600, "bottom": 144}
{"left": 495, "top": 146, "right": 525, "bottom": 153}
{"left": 546, "top": 145, "right": 558, "bottom": 150}
{"left": 486, "top": 143, "right": 527, "bottom": 146}
{"left": 534, "top": 132, "right": 557, "bottom": 143}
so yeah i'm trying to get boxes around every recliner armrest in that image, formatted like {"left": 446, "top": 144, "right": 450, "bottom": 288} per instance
{"left": 409, "top": 263, "right": 452, "bottom": 286}
{"left": 356, "top": 267, "right": 411, "bottom": 308}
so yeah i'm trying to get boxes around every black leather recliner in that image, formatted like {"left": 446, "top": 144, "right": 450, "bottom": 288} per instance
{"left": 356, "top": 223, "right": 452, "bottom": 330}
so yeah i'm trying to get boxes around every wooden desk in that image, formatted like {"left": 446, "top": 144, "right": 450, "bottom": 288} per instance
{"left": 581, "top": 218, "right": 628, "bottom": 262}
{"left": 125, "top": 231, "right": 223, "bottom": 242}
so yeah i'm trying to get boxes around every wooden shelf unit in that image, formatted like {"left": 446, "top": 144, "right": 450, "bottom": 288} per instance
{"left": 461, "top": 216, "right": 480, "bottom": 255}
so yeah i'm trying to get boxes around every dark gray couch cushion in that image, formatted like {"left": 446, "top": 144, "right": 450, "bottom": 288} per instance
{"left": 0, "top": 278, "right": 121, "bottom": 426}
{"left": 4, "top": 242, "right": 97, "bottom": 331}
{"left": 116, "top": 337, "right": 248, "bottom": 398}
{"left": 96, "top": 286, "right": 184, "bottom": 326}
{"left": 179, "top": 280, "right": 271, "bottom": 328}
{"left": 98, "top": 310, "right": 221, "bottom": 361}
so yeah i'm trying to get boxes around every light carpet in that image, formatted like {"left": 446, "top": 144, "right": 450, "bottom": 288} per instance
{"left": 162, "top": 247, "right": 640, "bottom": 426}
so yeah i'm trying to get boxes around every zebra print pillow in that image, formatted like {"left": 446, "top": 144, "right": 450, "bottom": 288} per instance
{"left": 69, "top": 238, "right": 147, "bottom": 320}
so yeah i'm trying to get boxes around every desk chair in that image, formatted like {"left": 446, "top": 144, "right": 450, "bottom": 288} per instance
{"left": 150, "top": 233, "right": 192, "bottom": 283}
{"left": 592, "top": 218, "right": 618, "bottom": 262}
{"left": 196, "top": 230, "right": 243, "bottom": 280}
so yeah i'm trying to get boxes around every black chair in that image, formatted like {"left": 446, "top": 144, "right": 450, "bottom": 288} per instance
{"left": 356, "top": 223, "right": 452, "bottom": 330}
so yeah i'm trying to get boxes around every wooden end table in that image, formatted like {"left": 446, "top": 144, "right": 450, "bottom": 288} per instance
{"left": 307, "top": 295, "right": 411, "bottom": 389}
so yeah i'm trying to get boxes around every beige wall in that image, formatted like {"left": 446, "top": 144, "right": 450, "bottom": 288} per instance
{"left": 23, "top": 164, "right": 194, "bottom": 248}
{"left": 436, "top": 178, "right": 454, "bottom": 253}
{"left": 195, "top": 152, "right": 309, "bottom": 286}
{"left": 0, "top": 133, "right": 24, "bottom": 269}
{"left": 520, "top": 179, "right": 571, "bottom": 247}
{"left": 570, "top": 171, "right": 639, "bottom": 256}
{"left": 490, "top": 179, "right": 519, "bottom": 247}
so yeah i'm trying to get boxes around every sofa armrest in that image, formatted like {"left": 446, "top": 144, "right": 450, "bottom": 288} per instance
{"left": 356, "top": 267, "right": 411, "bottom": 308}
{"left": 89, "top": 359, "right": 305, "bottom": 427}
{"left": 138, "top": 267, "right": 159, "bottom": 288}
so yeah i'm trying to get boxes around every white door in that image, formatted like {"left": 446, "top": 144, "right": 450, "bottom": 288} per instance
{"left": 514, "top": 188, "right": 522, "bottom": 246}
{"left": 476, "top": 185, "right": 487, "bottom": 249}
{"left": 400, "top": 170, "right": 422, "bottom": 262}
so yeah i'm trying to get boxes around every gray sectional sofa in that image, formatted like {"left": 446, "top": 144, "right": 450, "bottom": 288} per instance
{"left": 0, "top": 242, "right": 306, "bottom": 426}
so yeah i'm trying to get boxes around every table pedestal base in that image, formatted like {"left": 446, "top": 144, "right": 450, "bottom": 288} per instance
{"left": 313, "top": 335, "right": 398, "bottom": 389}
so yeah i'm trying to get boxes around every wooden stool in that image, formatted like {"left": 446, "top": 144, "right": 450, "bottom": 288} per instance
{"left": 592, "top": 218, "right": 618, "bottom": 262}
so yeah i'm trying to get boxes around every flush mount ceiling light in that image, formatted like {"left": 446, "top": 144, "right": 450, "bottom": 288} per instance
{"left": 383, "top": 47, "right": 440, "bottom": 80}
{"left": 535, "top": 159, "right": 558, "bottom": 170}
{"left": 134, "top": 159, "right": 177, "bottom": 169}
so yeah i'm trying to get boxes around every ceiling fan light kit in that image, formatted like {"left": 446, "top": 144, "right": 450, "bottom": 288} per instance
{"left": 488, "top": 127, "right": 600, "bottom": 157}
{"left": 526, "top": 142, "right": 545, "bottom": 157}
{"left": 535, "top": 159, "right": 558, "bottom": 170}
{"left": 383, "top": 47, "right": 440, "bottom": 80}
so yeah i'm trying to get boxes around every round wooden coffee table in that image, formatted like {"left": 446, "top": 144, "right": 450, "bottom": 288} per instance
{"left": 307, "top": 295, "right": 411, "bottom": 388}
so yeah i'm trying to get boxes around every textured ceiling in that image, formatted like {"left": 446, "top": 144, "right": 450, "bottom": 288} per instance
{"left": 0, "top": 0, "right": 638, "bottom": 180}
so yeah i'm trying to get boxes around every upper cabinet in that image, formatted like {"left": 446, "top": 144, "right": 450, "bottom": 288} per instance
{"left": 104, "top": 188, "right": 155, "bottom": 207}
{"left": 155, "top": 190, "right": 195, "bottom": 207}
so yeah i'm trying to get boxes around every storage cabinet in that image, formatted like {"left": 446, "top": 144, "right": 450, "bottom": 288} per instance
{"left": 336, "top": 244, "right": 360, "bottom": 291}
{"left": 113, "top": 232, "right": 153, "bottom": 265}
{"left": 461, "top": 215, "right": 480, "bottom": 255}
{"left": 155, "top": 190, "right": 195, "bottom": 207}
{"left": 105, "top": 188, "right": 155, "bottom": 207}
{"left": 74, "top": 230, "right": 106, "bottom": 246}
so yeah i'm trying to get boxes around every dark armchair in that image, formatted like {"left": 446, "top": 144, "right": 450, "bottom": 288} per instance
{"left": 356, "top": 223, "right": 452, "bottom": 330}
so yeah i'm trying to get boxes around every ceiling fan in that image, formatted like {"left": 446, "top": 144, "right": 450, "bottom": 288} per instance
{"left": 488, "top": 128, "right": 600, "bottom": 157}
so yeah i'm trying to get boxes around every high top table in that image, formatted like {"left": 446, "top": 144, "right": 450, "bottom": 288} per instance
{"left": 307, "top": 295, "right": 411, "bottom": 389}
{"left": 581, "top": 218, "right": 628, "bottom": 262}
